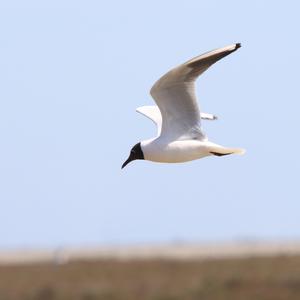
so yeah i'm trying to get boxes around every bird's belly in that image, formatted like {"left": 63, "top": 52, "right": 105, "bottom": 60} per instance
{"left": 143, "top": 140, "right": 210, "bottom": 163}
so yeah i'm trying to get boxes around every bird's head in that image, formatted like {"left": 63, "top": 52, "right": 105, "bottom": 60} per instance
{"left": 122, "top": 142, "right": 144, "bottom": 169}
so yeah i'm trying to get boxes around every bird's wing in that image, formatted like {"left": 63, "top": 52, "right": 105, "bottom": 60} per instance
{"left": 136, "top": 106, "right": 162, "bottom": 136}
{"left": 200, "top": 112, "right": 218, "bottom": 120}
{"left": 150, "top": 43, "right": 241, "bottom": 141}
{"left": 137, "top": 105, "right": 218, "bottom": 136}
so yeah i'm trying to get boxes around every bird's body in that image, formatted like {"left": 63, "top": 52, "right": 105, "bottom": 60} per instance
{"left": 142, "top": 138, "right": 243, "bottom": 163}
{"left": 122, "top": 43, "right": 245, "bottom": 168}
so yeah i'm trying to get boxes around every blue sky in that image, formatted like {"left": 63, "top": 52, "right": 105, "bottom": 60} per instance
{"left": 0, "top": 0, "right": 299, "bottom": 248}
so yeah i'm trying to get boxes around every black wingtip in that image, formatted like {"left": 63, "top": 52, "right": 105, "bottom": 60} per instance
{"left": 236, "top": 43, "right": 241, "bottom": 49}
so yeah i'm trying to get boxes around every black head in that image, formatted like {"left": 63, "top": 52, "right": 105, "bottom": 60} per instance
{"left": 122, "top": 142, "right": 144, "bottom": 169}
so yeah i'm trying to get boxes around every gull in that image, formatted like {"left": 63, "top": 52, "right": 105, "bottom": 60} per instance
{"left": 122, "top": 43, "right": 245, "bottom": 168}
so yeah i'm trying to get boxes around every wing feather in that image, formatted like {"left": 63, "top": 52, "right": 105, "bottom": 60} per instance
{"left": 150, "top": 43, "right": 241, "bottom": 140}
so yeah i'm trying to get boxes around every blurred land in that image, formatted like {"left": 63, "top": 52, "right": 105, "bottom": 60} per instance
{"left": 1, "top": 242, "right": 300, "bottom": 300}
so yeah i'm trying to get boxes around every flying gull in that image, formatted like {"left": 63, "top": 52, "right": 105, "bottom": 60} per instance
{"left": 122, "top": 43, "right": 245, "bottom": 168}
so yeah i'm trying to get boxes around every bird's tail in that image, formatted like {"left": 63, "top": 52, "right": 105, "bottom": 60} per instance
{"left": 209, "top": 146, "right": 246, "bottom": 156}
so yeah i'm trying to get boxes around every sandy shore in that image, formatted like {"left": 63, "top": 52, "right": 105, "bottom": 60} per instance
{"left": 1, "top": 241, "right": 300, "bottom": 265}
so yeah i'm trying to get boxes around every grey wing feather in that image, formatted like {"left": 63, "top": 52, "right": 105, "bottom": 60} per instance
{"left": 150, "top": 43, "right": 241, "bottom": 141}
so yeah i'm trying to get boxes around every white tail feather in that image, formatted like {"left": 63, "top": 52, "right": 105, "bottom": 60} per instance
{"left": 210, "top": 146, "right": 246, "bottom": 156}
{"left": 229, "top": 148, "right": 246, "bottom": 155}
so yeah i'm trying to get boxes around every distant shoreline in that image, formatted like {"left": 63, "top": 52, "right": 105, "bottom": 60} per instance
{"left": 1, "top": 241, "right": 300, "bottom": 265}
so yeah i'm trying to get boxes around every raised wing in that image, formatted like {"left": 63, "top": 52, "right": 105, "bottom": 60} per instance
{"left": 150, "top": 43, "right": 241, "bottom": 141}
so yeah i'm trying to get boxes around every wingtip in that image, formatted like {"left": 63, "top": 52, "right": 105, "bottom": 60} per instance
{"left": 235, "top": 43, "right": 242, "bottom": 49}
